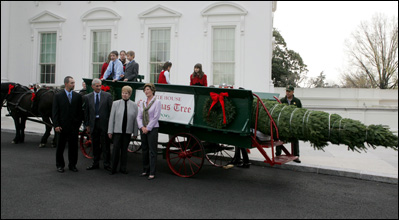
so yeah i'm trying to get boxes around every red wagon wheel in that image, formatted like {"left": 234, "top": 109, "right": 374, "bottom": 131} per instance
{"left": 79, "top": 131, "right": 93, "bottom": 159}
{"left": 166, "top": 133, "right": 204, "bottom": 178}
{"left": 205, "top": 143, "right": 235, "bottom": 167}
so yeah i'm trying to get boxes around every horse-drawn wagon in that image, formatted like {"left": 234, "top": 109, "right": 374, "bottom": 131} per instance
{"left": 81, "top": 78, "right": 297, "bottom": 177}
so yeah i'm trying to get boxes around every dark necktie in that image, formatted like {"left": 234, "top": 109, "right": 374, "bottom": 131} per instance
{"left": 68, "top": 92, "right": 72, "bottom": 104}
{"left": 95, "top": 93, "right": 99, "bottom": 118}
{"left": 110, "top": 62, "right": 115, "bottom": 79}
{"left": 122, "top": 100, "right": 128, "bottom": 134}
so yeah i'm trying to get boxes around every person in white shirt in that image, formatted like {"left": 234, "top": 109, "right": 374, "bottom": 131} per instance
{"left": 101, "top": 50, "right": 124, "bottom": 82}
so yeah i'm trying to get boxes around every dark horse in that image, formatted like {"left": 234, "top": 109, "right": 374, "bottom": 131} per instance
{"left": 1, "top": 82, "right": 59, "bottom": 147}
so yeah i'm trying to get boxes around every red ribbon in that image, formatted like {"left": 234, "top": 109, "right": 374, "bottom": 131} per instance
{"left": 31, "top": 93, "right": 36, "bottom": 101}
{"left": 8, "top": 84, "right": 15, "bottom": 95}
{"left": 101, "top": 85, "right": 110, "bottom": 92}
{"left": 208, "top": 92, "right": 229, "bottom": 124}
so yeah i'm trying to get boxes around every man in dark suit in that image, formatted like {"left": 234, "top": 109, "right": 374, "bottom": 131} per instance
{"left": 122, "top": 50, "right": 139, "bottom": 82}
{"left": 84, "top": 78, "right": 113, "bottom": 171}
{"left": 53, "top": 76, "right": 83, "bottom": 173}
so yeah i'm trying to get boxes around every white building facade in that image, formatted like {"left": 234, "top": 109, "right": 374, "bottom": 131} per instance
{"left": 1, "top": 1, "right": 277, "bottom": 92}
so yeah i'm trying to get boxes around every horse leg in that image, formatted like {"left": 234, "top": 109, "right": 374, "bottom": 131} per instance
{"left": 39, "top": 116, "right": 52, "bottom": 148}
{"left": 20, "top": 116, "right": 27, "bottom": 143}
{"left": 11, "top": 115, "right": 21, "bottom": 144}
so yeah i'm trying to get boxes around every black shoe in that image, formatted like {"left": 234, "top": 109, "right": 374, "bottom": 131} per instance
{"left": 293, "top": 158, "right": 301, "bottom": 163}
{"left": 104, "top": 166, "right": 112, "bottom": 171}
{"left": 237, "top": 162, "right": 251, "bottom": 168}
{"left": 139, "top": 173, "right": 148, "bottom": 177}
{"left": 69, "top": 166, "right": 78, "bottom": 172}
{"left": 120, "top": 170, "right": 128, "bottom": 174}
{"left": 57, "top": 167, "right": 64, "bottom": 173}
{"left": 228, "top": 160, "right": 242, "bottom": 165}
{"left": 86, "top": 164, "right": 99, "bottom": 170}
{"left": 109, "top": 171, "right": 116, "bottom": 175}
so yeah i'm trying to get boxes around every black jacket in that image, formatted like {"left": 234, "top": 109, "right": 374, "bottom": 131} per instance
{"left": 280, "top": 95, "right": 302, "bottom": 108}
{"left": 83, "top": 91, "right": 113, "bottom": 135}
{"left": 52, "top": 90, "right": 83, "bottom": 132}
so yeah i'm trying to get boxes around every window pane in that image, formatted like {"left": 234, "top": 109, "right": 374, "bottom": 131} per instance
{"left": 149, "top": 29, "right": 171, "bottom": 83}
{"left": 40, "top": 33, "right": 57, "bottom": 83}
{"left": 213, "top": 28, "right": 235, "bottom": 85}
{"left": 92, "top": 30, "right": 111, "bottom": 76}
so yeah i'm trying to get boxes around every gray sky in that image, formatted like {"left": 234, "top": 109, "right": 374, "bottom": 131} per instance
{"left": 273, "top": 1, "right": 398, "bottom": 86}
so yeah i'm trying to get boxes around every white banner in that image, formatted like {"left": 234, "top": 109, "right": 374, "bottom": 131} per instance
{"left": 135, "top": 90, "right": 195, "bottom": 124}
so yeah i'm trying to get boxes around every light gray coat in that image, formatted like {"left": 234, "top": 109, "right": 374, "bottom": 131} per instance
{"left": 108, "top": 99, "right": 139, "bottom": 136}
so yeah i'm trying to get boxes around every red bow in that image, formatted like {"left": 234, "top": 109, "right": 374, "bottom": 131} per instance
{"left": 101, "top": 85, "right": 110, "bottom": 92}
{"left": 31, "top": 92, "right": 36, "bottom": 101}
{"left": 8, "top": 84, "right": 15, "bottom": 95}
{"left": 208, "top": 92, "right": 229, "bottom": 124}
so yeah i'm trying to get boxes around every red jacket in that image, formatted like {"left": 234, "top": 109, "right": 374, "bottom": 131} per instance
{"left": 100, "top": 62, "right": 109, "bottom": 79}
{"left": 158, "top": 70, "right": 167, "bottom": 84}
{"left": 190, "top": 74, "right": 207, "bottom": 87}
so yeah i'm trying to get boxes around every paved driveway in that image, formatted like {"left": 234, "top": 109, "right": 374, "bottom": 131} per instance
{"left": 1, "top": 131, "right": 398, "bottom": 219}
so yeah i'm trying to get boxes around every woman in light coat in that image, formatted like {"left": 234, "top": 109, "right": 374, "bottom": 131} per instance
{"left": 108, "top": 86, "right": 138, "bottom": 174}
{"left": 137, "top": 83, "right": 161, "bottom": 180}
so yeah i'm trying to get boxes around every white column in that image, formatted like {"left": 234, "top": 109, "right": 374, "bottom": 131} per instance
{"left": 1, "top": 1, "right": 11, "bottom": 82}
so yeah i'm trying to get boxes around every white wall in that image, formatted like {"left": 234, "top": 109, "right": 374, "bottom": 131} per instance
{"left": 1, "top": 1, "right": 275, "bottom": 92}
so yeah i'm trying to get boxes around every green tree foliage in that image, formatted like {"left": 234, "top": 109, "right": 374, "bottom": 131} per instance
{"left": 342, "top": 13, "right": 398, "bottom": 89}
{"left": 272, "top": 29, "right": 308, "bottom": 87}
{"left": 252, "top": 99, "right": 398, "bottom": 152}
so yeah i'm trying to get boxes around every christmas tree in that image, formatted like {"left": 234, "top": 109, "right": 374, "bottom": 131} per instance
{"left": 252, "top": 99, "right": 398, "bottom": 152}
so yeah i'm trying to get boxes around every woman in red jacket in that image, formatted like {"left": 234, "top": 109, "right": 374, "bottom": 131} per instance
{"left": 190, "top": 63, "right": 207, "bottom": 87}
{"left": 158, "top": 61, "right": 172, "bottom": 84}
{"left": 100, "top": 53, "right": 112, "bottom": 79}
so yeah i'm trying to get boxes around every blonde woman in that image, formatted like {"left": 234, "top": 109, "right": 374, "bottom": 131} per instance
{"left": 108, "top": 86, "right": 138, "bottom": 175}
{"left": 137, "top": 83, "right": 161, "bottom": 180}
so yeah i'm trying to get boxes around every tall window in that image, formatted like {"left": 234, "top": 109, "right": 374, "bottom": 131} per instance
{"left": 213, "top": 28, "right": 235, "bottom": 86}
{"left": 149, "top": 28, "right": 171, "bottom": 83}
{"left": 92, "top": 30, "right": 111, "bottom": 78}
{"left": 40, "top": 33, "right": 57, "bottom": 84}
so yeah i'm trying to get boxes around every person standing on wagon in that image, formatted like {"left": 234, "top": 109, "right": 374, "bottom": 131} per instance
{"left": 101, "top": 50, "right": 124, "bottom": 82}
{"left": 108, "top": 86, "right": 139, "bottom": 175}
{"left": 123, "top": 51, "right": 139, "bottom": 82}
{"left": 137, "top": 83, "right": 161, "bottom": 180}
{"left": 189, "top": 63, "right": 207, "bottom": 87}
{"left": 157, "top": 61, "right": 172, "bottom": 84}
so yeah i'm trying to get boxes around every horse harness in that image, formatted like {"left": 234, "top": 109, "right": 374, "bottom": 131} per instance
{"left": 5, "top": 83, "right": 33, "bottom": 113}
{"left": 5, "top": 84, "right": 60, "bottom": 127}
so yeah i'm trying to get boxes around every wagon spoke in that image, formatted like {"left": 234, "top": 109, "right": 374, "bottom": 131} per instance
{"left": 169, "top": 155, "right": 180, "bottom": 160}
{"left": 173, "top": 157, "right": 182, "bottom": 168}
{"left": 185, "top": 136, "right": 192, "bottom": 151}
{"left": 187, "top": 158, "right": 201, "bottom": 169}
{"left": 171, "top": 142, "right": 183, "bottom": 152}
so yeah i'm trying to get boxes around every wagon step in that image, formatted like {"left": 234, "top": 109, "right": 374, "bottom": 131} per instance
{"left": 273, "top": 155, "right": 298, "bottom": 165}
